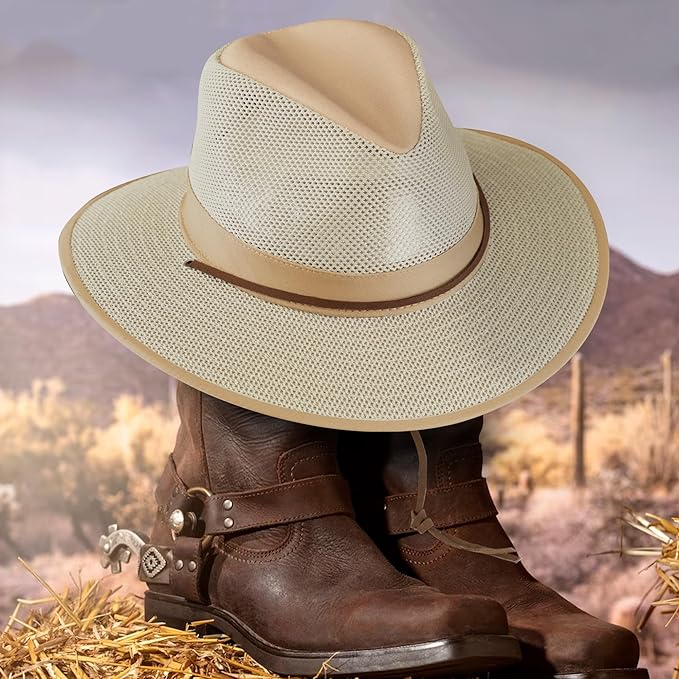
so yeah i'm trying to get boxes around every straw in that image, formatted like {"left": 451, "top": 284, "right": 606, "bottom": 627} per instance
{"left": 624, "top": 509, "right": 679, "bottom": 678}
{"left": 0, "top": 559, "right": 286, "bottom": 679}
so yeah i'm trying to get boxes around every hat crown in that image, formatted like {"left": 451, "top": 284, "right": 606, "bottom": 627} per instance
{"left": 188, "top": 20, "right": 478, "bottom": 276}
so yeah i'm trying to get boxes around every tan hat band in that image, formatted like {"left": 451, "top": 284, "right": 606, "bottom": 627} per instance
{"left": 180, "top": 180, "right": 489, "bottom": 311}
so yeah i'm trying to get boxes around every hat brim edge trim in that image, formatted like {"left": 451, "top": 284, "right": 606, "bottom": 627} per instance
{"left": 58, "top": 130, "right": 608, "bottom": 432}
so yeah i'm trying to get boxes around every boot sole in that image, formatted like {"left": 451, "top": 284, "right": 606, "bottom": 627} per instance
{"left": 145, "top": 590, "right": 521, "bottom": 677}
{"left": 554, "top": 672, "right": 649, "bottom": 679}
{"left": 494, "top": 669, "right": 649, "bottom": 679}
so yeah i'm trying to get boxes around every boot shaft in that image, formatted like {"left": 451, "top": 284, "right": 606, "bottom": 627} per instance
{"left": 339, "top": 417, "right": 485, "bottom": 524}
{"left": 170, "top": 381, "right": 339, "bottom": 493}
{"left": 152, "top": 381, "right": 341, "bottom": 547}
{"left": 382, "top": 417, "right": 484, "bottom": 494}
{"left": 339, "top": 416, "right": 518, "bottom": 564}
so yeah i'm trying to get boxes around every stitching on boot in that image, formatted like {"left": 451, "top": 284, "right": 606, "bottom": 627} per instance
{"left": 277, "top": 441, "right": 331, "bottom": 481}
{"left": 400, "top": 527, "right": 458, "bottom": 564}
{"left": 219, "top": 476, "right": 340, "bottom": 500}
{"left": 400, "top": 525, "right": 503, "bottom": 565}
{"left": 435, "top": 449, "right": 480, "bottom": 487}
{"left": 403, "top": 548, "right": 451, "bottom": 566}
{"left": 217, "top": 523, "right": 304, "bottom": 564}
{"left": 290, "top": 452, "right": 334, "bottom": 480}
{"left": 385, "top": 478, "right": 483, "bottom": 501}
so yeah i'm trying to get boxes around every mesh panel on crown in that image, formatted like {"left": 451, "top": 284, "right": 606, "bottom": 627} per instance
{"left": 188, "top": 34, "right": 477, "bottom": 275}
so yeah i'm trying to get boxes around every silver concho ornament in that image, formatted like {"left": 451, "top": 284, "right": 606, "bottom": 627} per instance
{"left": 141, "top": 546, "right": 167, "bottom": 579}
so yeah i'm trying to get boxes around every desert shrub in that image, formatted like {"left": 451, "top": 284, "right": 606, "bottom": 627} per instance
{"left": 0, "top": 381, "right": 176, "bottom": 555}
{"left": 0, "top": 380, "right": 101, "bottom": 550}
{"left": 486, "top": 408, "right": 571, "bottom": 487}
{"left": 587, "top": 397, "right": 679, "bottom": 492}
{"left": 0, "top": 379, "right": 97, "bottom": 480}
{"left": 88, "top": 395, "right": 177, "bottom": 531}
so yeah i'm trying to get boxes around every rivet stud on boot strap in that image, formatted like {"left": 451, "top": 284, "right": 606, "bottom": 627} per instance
{"left": 223, "top": 498, "right": 235, "bottom": 528}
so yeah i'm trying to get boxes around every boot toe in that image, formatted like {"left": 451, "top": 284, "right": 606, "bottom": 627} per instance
{"left": 340, "top": 587, "right": 509, "bottom": 648}
{"left": 514, "top": 613, "right": 640, "bottom": 673}
{"left": 437, "top": 592, "right": 510, "bottom": 638}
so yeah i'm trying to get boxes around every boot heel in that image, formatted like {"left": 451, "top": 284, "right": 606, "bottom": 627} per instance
{"left": 144, "top": 591, "right": 220, "bottom": 636}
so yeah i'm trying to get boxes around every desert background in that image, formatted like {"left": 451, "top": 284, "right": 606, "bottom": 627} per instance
{"left": 1, "top": 0, "right": 678, "bottom": 676}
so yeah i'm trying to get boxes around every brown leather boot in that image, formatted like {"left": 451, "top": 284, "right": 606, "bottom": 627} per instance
{"left": 339, "top": 419, "right": 648, "bottom": 679}
{"left": 143, "top": 384, "right": 521, "bottom": 677}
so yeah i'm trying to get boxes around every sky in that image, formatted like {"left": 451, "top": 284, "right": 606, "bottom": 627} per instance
{"left": 1, "top": 0, "right": 677, "bottom": 305}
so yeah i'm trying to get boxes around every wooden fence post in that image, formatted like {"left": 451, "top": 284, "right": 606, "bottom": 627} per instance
{"left": 571, "top": 353, "right": 586, "bottom": 487}
{"left": 661, "top": 349, "right": 673, "bottom": 440}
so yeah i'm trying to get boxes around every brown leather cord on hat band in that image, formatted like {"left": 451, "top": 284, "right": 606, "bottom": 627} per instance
{"left": 408, "top": 431, "right": 521, "bottom": 563}
{"left": 182, "top": 178, "right": 490, "bottom": 312}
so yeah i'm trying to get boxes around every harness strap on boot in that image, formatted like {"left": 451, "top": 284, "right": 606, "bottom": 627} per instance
{"left": 138, "top": 471, "right": 354, "bottom": 602}
{"left": 141, "top": 473, "right": 353, "bottom": 602}
{"left": 161, "top": 459, "right": 354, "bottom": 536}
{"left": 403, "top": 431, "right": 521, "bottom": 563}
{"left": 168, "top": 536, "right": 210, "bottom": 605}
{"left": 203, "top": 474, "right": 354, "bottom": 535}
{"left": 385, "top": 478, "right": 498, "bottom": 535}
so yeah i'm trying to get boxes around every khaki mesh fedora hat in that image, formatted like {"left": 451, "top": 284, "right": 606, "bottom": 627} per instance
{"left": 59, "top": 19, "right": 608, "bottom": 432}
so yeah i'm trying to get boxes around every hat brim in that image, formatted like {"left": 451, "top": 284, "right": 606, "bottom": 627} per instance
{"left": 59, "top": 130, "right": 607, "bottom": 431}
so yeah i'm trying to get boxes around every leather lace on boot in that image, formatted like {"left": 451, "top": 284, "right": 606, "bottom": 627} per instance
{"left": 408, "top": 431, "right": 520, "bottom": 563}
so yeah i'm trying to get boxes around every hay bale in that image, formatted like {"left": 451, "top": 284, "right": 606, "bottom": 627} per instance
{"left": 624, "top": 510, "right": 679, "bottom": 677}
{"left": 0, "top": 558, "right": 283, "bottom": 678}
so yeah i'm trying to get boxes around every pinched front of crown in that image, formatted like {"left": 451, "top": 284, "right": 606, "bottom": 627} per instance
{"left": 187, "top": 21, "right": 478, "bottom": 277}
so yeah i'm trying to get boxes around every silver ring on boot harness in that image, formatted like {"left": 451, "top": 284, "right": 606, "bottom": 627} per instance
{"left": 170, "top": 486, "right": 214, "bottom": 551}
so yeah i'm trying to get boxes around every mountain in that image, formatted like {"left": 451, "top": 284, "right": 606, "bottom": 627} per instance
{"left": 580, "top": 250, "right": 679, "bottom": 370}
{"left": 0, "top": 249, "right": 677, "bottom": 408}
{"left": 0, "top": 293, "right": 171, "bottom": 408}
